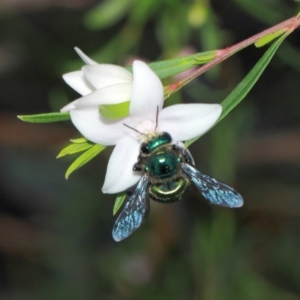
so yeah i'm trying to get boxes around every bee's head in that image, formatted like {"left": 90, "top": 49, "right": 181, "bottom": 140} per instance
{"left": 140, "top": 132, "right": 172, "bottom": 155}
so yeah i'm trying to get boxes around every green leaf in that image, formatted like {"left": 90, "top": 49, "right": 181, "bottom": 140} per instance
{"left": 57, "top": 142, "right": 93, "bottom": 158}
{"left": 113, "top": 193, "right": 127, "bottom": 215}
{"left": 193, "top": 51, "right": 218, "bottom": 63}
{"left": 18, "top": 112, "right": 70, "bottom": 123}
{"left": 99, "top": 101, "right": 130, "bottom": 120}
{"left": 70, "top": 138, "right": 88, "bottom": 144}
{"left": 185, "top": 33, "right": 288, "bottom": 148}
{"left": 123, "top": 51, "right": 217, "bottom": 80}
{"left": 84, "top": 0, "right": 131, "bottom": 30}
{"left": 146, "top": 51, "right": 218, "bottom": 79}
{"left": 254, "top": 28, "right": 286, "bottom": 48}
{"left": 65, "top": 144, "right": 106, "bottom": 179}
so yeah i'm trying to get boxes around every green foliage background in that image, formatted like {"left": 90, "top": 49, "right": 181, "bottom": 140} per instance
{"left": 1, "top": 0, "right": 300, "bottom": 299}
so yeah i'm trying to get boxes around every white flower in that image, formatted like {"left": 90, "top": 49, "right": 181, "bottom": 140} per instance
{"left": 62, "top": 50, "right": 222, "bottom": 194}
{"left": 61, "top": 47, "right": 133, "bottom": 112}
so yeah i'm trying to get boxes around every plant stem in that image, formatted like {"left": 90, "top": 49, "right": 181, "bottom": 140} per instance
{"left": 165, "top": 14, "right": 300, "bottom": 97}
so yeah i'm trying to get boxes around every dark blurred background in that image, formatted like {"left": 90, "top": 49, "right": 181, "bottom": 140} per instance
{"left": 1, "top": 0, "right": 300, "bottom": 299}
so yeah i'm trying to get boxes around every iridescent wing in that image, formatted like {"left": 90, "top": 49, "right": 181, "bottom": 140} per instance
{"left": 181, "top": 163, "right": 243, "bottom": 208}
{"left": 112, "top": 174, "right": 150, "bottom": 242}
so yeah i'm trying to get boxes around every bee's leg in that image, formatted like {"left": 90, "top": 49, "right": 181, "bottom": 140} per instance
{"left": 173, "top": 142, "right": 195, "bottom": 166}
{"left": 182, "top": 148, "right": 195, "bottom": 165}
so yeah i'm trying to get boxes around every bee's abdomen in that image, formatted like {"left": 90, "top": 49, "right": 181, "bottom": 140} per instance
{"left": 149, "top": 177, "right": 190, "bottom": 203}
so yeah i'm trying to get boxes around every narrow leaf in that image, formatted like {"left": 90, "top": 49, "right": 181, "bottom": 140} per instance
{"left": 254, "top": 28, "right": 286, "bottom": 48}
{"left": 193, "top": 51, "right": 218, "bottom": 63}
{"left": 99, "top": 101, "right": 129, "bottom": 120}
{"left": 148, "top": 51, "right": 218, "bottom": 79}
{"left": 124, "top": 51, "right": 218, "bottom": 79}
{"left": 18, "top": 112, "right": 70, "bottom": 123}
{"left": 57, "top": 142, "right": 93, "bottom": 158}
{"left": 65, "top": 144, "right": 106, "bottom": 179}
{"left": 185, "top": 33, "right": 288, "bottom": 148}
{"left": 113, "top": 193, "right": 127, "bottom": 215}
{"left": 84, "top": 0, "right": 131, "bottom": 30}
{"left": 70, "top": 138, "right": 88, "bottom": 144}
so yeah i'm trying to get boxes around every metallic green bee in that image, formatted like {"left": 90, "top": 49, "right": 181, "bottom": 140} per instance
{"left": 113, "top": 132, "right": 243, "bottom": 241}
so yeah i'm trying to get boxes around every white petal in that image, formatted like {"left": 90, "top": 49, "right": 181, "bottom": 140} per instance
{"left": 83, "top": 64, "right": 132, "bottom": 90}
{"left": 74, "top": 47, "right": 98, "bottom": 65}
{"left": 158, "top": 104, "right": 222, "bottom": 142}
{"left": 102, "top": 136, "right": 141, "bottom": 193}
{"left": 130, "top": 61, "right": 164, "bottom": 123}
{"left": 73, "top": 83, "right": 132, "bottom": 108}
{"left": 60, "top": 101, "right": 76, "bottom": 112}
{"left": 63, "top": 71, "right": 94, "bottom": 96}
{"left": 70, "top": 107, "right": 125, "bottom": 145}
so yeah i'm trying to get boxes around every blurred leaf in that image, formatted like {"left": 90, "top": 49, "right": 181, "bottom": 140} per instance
{"left": 158, "top": 4, "right": 191, "bottom": 52}
{"left": 84, "top": 0, "right": 132, "bottom": 30}
{"left": 210, "top": 210, "right": 235, "bottom": 258}
{"left": 99, "top": 101, "right": 129, "bottom": 120}
{"left": 233, "top": 0, "right": 285, "bottom": 24}
{"left": 65, "top": 144, "right": 106, "bottom": 179}
{"left": 185, "top": 33, "right": 288, "bottom": 148}
{"left": 188, "top": 1, "right": 207, "bottom": 28}
{"left": 93, "top": 23, "right": 142, "bottom": 63}
{"left": 255, "top": 28, "right": 285, "bottom": 47}
{"left": 63, "top": 24, "right": 143, "bottom": 70}
{"left": 18, "top": 112, "right": 70, "bottom": 123}
{"left": 57, "top": 142, "right": 94, "bottom": 158}
{"left": 130, "top": 0, "right": 160, "bottom": 24}
{"left": 198, "top": 5, "right": 222, "bottom": 80}
{"left": 113, "top": 193, "right": 127, "bottom": 215}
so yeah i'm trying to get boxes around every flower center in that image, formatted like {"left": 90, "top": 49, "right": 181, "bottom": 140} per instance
{"left": 123, "top": 119, "right": 159, "bottom": 142}
{"left": 136, "top": 119, "right": 156, "bottom": 135}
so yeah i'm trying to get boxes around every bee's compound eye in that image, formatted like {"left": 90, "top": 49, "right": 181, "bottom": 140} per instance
{"left": 140, "top": 143, "right": 150, "bottom": 154}
{"left": 161, "top": 132, "right": 172, "bottom": 142}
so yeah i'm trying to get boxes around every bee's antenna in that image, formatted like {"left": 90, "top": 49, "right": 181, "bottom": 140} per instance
{"left": 123, "top": 123, "right": 145, "bottom": 135}
{"left": 154, "top": 106, "right": 159, "bottom": 133}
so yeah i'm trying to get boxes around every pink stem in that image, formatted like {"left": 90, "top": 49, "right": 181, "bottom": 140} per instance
{"left": 165, "top": 14, "right": 300, "bottom": 97}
